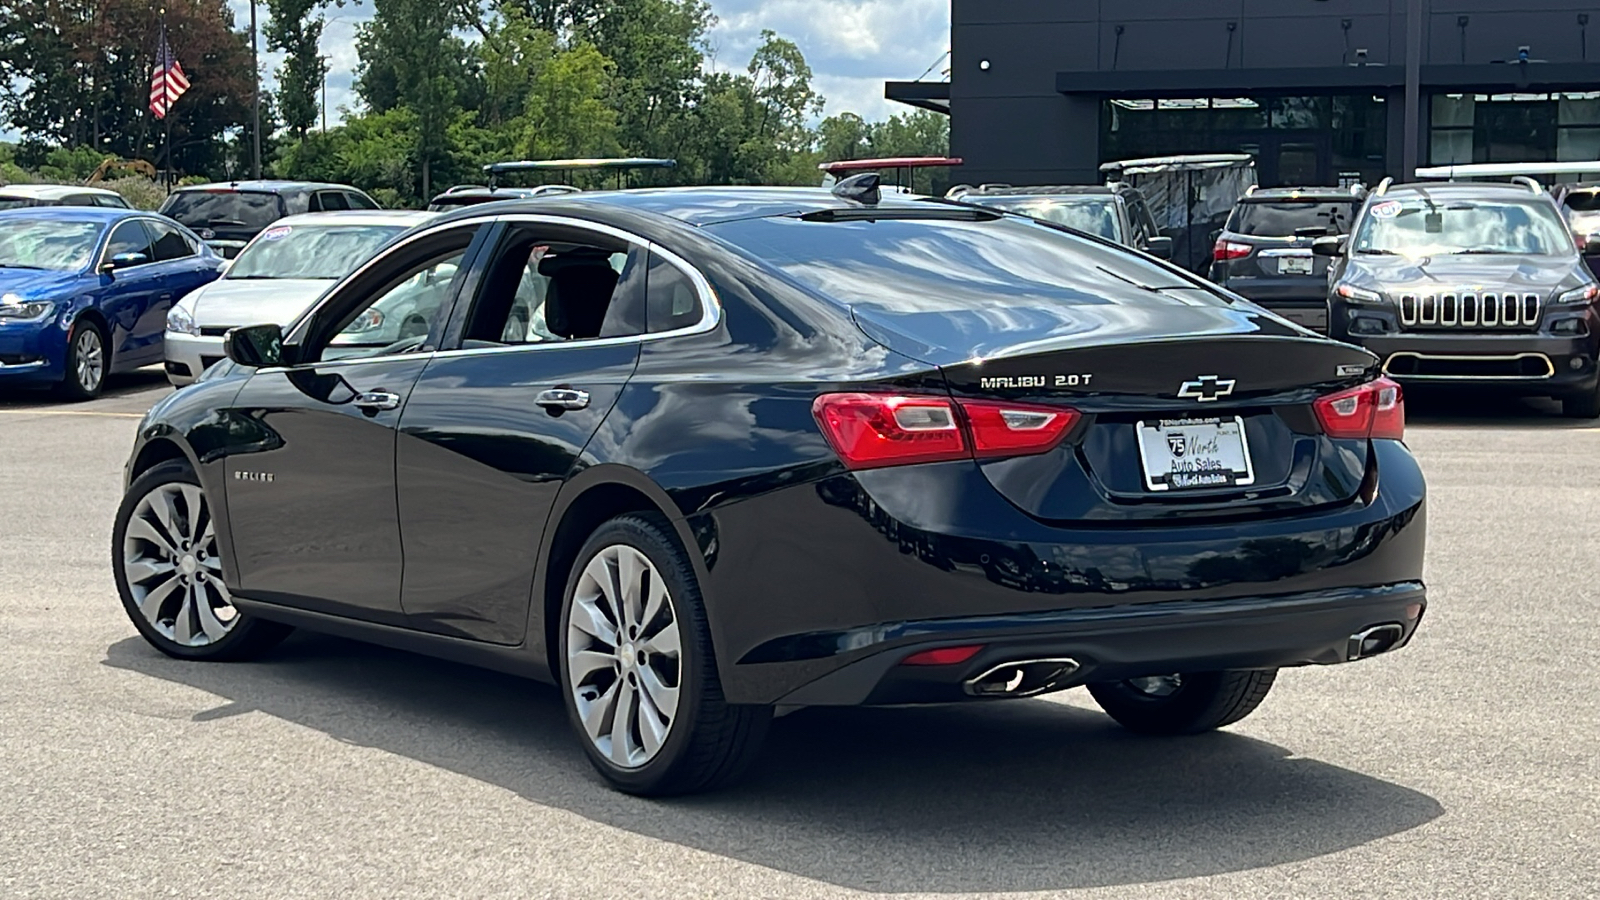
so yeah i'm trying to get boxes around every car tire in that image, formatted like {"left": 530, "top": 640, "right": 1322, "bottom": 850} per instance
{"left": 112, "top": 459, "right": 293, "bottom": 661}
{"left": 558, "top": 513, "right": 770, "bottom": 796}
{"left": 1561, "top": 384, "right": 1600, "bottom": 419}
{"left": 1087, "top": 669, "right": 1277, "bottom": 736}
{"left": 55, "top": 318, "right": 108, "bottom": 401}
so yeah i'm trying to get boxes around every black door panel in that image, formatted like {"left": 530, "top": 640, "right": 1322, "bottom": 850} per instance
{"left": 225, "top": 357, "right": 431, "bottom": 622}
{"left": 396, "top": 342, "right": 640, "bottom": 644}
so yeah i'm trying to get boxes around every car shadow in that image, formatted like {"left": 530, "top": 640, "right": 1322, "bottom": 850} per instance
{"left": 103, "top": 632, "right": 1443, "bottom": 893}
{"left": 0, "top": 367, "right": 169, "bottom": 408}
{"left": 1405, "top": 387, "right": 1590, "bottom": 427}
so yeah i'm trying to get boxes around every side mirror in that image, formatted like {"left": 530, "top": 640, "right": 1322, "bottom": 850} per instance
{"left": 99, "top": 251, "right": 149, "bottom": 274}
{"left": 223, "top": 323, "right": 288, "bottom": 368}
{"left": 1144, "top": 235, "right": 1174, "bottom": 260}
{"left": 1583, "top": 234, "right": 1600, "bottom": 257}
{"left": 1312, "top": 235, "right": 1347, "bottom": 257}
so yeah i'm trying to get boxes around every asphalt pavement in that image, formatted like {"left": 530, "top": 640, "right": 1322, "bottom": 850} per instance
{"left": 1, "top": 372, "right": 1596, "bottom": 899}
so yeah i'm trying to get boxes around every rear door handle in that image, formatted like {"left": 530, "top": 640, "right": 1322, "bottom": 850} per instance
{"left": 535, "top": 388, "right": 590, "bottom": 411}
{"left": 352, "top": 390, "right": 402, "bottom": 411}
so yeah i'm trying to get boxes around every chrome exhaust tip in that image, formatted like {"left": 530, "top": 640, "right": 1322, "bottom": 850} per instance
{"left": 963, "top": 657, "right": 1080, "bottom": 697}
{"left": 1347, "top": 623, "right": 1405, "bottom": 661}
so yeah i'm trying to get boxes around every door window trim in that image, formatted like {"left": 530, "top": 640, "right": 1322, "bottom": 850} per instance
{"left": 429, "top": 212, "right": 721, "bottom": 359}
{"left": 97, "top": 217, "right": 165, "bottom": 271}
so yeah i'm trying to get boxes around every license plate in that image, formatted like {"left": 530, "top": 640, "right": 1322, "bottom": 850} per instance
{"left": 1135, "top": 417, "right": 1256, "bottom": 492}
{"left": 1278, "top": 255, "right": 1313, "bottom": 276}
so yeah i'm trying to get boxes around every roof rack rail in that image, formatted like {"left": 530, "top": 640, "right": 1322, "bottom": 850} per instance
{"left": 1245, "top": 185, "right": 1257, "bottom": 196}
{"left": 1511, "top": 175, "right": 1544, "bottom": 194}
{"left": 1375, "top": 177, "right": 1393, "bottom": 196}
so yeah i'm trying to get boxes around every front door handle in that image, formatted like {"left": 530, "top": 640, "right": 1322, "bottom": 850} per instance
{"left": 535, "top": 388, "right": 590, "bottom": 411}
{"left": 352, "top": 390, "right": 402, "bottom": 411}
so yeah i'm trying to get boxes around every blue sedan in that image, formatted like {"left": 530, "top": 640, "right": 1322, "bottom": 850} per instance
{"left": 0, "top": 208, "right": 223, "bottom": 399}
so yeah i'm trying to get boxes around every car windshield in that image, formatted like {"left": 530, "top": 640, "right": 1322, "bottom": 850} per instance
{"left": 0, "top": 198, "right": 46, "bottom": 211}
{"left": 0, "top": 217, "right": 102, "bottom": 271}
{"left": 160, "top": 191, "right": 283, "bottom": 230}
{"left": 1353, "top": 196, "right": 1572, "bottom": 256}
{"left": 1229, "top": 200, "right": 1355, "bottom": 237}
{"left": 228, "top": 223, "right": 406, "bottom": 280}
{"left": 975, "top": 197, "right": 1121, "bottom": 240}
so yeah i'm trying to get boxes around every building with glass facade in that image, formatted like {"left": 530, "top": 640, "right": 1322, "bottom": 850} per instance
{"left": 887, "top": 1, "right": 1600, "bottom": 188}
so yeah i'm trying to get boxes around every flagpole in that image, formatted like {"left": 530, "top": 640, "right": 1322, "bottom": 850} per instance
{"left": 161, "top": 8, "right": 171, "bottom": 192}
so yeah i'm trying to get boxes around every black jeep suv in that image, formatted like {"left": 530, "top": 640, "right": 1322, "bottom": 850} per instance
{"left": 158, "top": 181, "right": 380, "bottom": 258}
{"left": 1210, "top": 187, "right": 1364, "bottom": 332}
{"left": 949, "top": 183, "right": 1173, "bottom": 259}
{"left": 1317, "top": 179, "right": 1600, "bottom": 416}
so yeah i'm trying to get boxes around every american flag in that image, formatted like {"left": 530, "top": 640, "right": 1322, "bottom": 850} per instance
{"left": 149, "top": 28, "right": 190, "bottom": 119}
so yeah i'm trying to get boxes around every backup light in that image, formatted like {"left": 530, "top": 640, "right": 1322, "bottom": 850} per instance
{"left": 812, "top": 394, "right": 1081, "bottom": 470}
{"left": 1314, "top": 378, "right": 1404, "bottom": 440}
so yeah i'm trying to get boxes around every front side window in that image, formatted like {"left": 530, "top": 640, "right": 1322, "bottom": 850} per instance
{"left": 0, "top": 218, "right": 103, "bottom": 270}
{"left": 1229, "top": 201, "right": 1356, "bottom": 237}
{"left": 103, "top": 220, "right": 155, "bottom": 264}
{"left": 1354, "top": 197, "right": 1573, "bottom": 256}
{"left": 228, "top": 223, "right": 405, "bottom": 280}
{"left": 461, "top": 225, "right": 645, "bottom": 346}
{"left": 346, "top": 192, "right": 380, "bottom": 210}
{"left": 976, "top": 197, "right": 1122, "bottom": 241}
{"left": 326, "top": 252, "right": 467, "bottom": 356}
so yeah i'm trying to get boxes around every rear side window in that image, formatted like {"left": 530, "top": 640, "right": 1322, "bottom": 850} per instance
{"left": 1228, "top": 201, "right": 1356, "bottom": 237}
{"left": 645, "top": 253, "right": 703, "bottom": 333}
{"left": 159, "top": 191, "right": 283, "bottom": 230}
{"left": 147, "top": 221, "right": 197, "bottom": 261}
{"left": 311, "top": 191, "right": 349, "bottom": 212}
{"left": 93, "top": 194, "right": 130, "bottom": 208}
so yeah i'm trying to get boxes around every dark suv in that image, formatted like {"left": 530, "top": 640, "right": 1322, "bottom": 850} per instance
{"left": 949, "top": 184, "right": 1173, "bottom": 259}
{"left": 1552, "top": 182, "right": 1600, "bottom": 280}
{"left": 1210, "top": 187, "right": 1364, "bottom": 332}
{"left": 1318, "top": 179, "right": 1600, "bottom": 417}
{"left": 158, "top": 181, "right": 380, "bottom": 258}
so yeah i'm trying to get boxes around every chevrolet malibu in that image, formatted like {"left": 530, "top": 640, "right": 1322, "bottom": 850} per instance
{"left": 112, "top": 182, "right": 1427, "bottom": 795}
{"left": 164, "top": 210, "right": 434, "bottom": 385}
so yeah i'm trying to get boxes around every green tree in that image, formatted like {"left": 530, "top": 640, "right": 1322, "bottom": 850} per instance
{"left": 265, "top": 0, "right": 328, "bottom": 141}
{"left": 355, "top": 0, "right": 470, "bottom": 197}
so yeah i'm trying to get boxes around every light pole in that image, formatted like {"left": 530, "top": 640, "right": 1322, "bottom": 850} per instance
{"left": 250, "top": 0, "right": 262, "bottom": 178}
{"left": 1402, "top": 0, "right": 1422, "bottom": 180}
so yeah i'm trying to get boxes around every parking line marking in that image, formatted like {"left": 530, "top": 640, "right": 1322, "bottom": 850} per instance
{"left": 0, "top": 409, "right": 145, "bottom": 419}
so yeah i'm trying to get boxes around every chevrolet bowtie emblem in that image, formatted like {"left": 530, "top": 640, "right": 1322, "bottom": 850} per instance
{"left": 1177, "top": 375, "right": 1236, "bottom": 402}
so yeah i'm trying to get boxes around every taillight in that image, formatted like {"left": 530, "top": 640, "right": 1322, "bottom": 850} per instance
{"left": 1313, "top": 378, "right": 1404, "bottom": 440}
{"left": 812, "top": 394, "right": 1080, "bottom": 470}
{"left": 961, "top": 399, "right": 1081, "bottom": 458}
{"left": 1213, "top": 240, "right": 1252, "bottom": 261}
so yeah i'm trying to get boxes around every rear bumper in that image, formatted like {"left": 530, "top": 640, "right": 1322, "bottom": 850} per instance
{"left": 1218, "top": 276, "right": 1329, "bottom": 305}
{"left": 699, "top": 441, "right": 1427, "bottom": 705}
{"left": 774, "top": 583, "right": 1426, "bottom": 705}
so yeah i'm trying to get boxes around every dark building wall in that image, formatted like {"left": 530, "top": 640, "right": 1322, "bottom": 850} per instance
{"left": 950, "top": 0, "right": 1600, "bottom": 185}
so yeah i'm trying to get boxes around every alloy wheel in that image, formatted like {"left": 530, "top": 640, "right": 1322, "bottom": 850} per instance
{"left": 566, "top": 544, "right": 683, "bottom": 769}
{"left": 75, "top": 327, "right": 104, "bottom": 394}
{"left": 120, "top": 482, "right": 238, "bottom": 647}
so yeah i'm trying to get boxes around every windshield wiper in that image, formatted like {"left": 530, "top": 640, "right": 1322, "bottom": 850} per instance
{"left": 1355, "top": 248, "right": 1398, "bottom": 255}
{"left": 0, "top": 263, "right": 47, "bottom": 269}
{"left": 1449, "top": 248, "right": 1514, "bottom": 255}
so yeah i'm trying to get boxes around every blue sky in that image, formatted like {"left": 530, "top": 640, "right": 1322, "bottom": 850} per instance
{"left": 234, "top": 0, "right": 948, "bottom": 128}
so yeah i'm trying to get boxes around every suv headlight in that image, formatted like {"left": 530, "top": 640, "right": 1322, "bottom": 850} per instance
{"left": 1554, "top": 284, "right": 1600, "bottom": 306}
{"left": 166, "top": 303, "right": 200, "bottom": 336}
{"left": 0, "top": 293, "right": 53, "bottom": 321}
{"left": 1334, "top": 283, "right": 1383, "bottom": 304}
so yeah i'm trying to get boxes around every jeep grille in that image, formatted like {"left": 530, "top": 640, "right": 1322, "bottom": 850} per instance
{"left": 1396, "top": 292, "right": 1542, "bottom": 330}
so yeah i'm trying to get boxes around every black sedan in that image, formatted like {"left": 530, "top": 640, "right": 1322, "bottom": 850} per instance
{"left": 112, "top": 182, "right": 1427, "bottom": 795}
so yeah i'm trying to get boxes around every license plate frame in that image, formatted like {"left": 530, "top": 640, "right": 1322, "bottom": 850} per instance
{"left": 1134, "top": 416, "right": 1256, "bottom": 492}
{"left": 1278, "top": 255, "right": 1314, "bottom": 276}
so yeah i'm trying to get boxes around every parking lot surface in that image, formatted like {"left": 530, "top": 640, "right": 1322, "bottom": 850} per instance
{"left": 1, "top": 373, "right": 1596, "bottom": 899}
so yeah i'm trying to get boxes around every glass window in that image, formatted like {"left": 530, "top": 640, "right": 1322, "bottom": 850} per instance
{"left": 159, "top": 190, "right": 283, "bottom": 231}
{"left": 1228, "top": 200, "right": 1357, "bottom": 237}
{"left": 970, "top": 197, "right": 1122, "bottom": 241}
{"left": 327, "top": 251, "right": 467, "bottom": 354}
{"left": 312, "top": 191, "right": 349, "bottom": 212}
{"left": 646, "top": 254, "right": 703, "bottom": 333}
{"left": 103, "top": 220, "right": 154, "bottom": 263}
{"left": 706, "top": 215, "right": 1225, "bottom": 319}
{"left": 1354, "top": 198, "right": 1572, "bottom": 257}
{"left": 147, "top": 221, "right": 196, "bottom": 261}
{"left": 462, "top": 226, "right": 643, "bottom": 346}
{"left": 0, "top": 217, "right": 102, "bottom": 270}
{"left": 346, "top": 192, "right": 379, "bottom": 210}
{"left": 93, "top": 194, "right": 130, "bottom": 208}
{"left": 228, "top": 223, "right": 406, "bottom": 280}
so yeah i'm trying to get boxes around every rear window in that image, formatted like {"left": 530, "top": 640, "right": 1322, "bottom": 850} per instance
{"left": 0, "top": 197, "right": 43, "bottom": 210}
{"left": 706, "top": 214, "right": 1221, "bottom": 315}
{"left": 1229, "top": 200, "right": 1356, "bottom": 237}
{"left": 971, "top": 197, "right": 1121, "bottom": 241}
{"left": 1564, "top": 190, "right": 1600, "bottom": 212}
{"left": 159, "top": 190, "right": 283, "bottom": 230}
